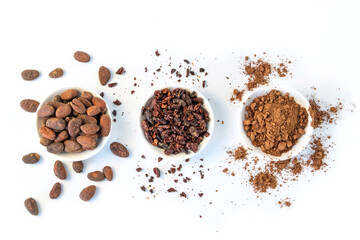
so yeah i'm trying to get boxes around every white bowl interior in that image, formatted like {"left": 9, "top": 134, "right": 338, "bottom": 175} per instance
{"left": 36, "top": 87, "right": 112, "bottom": 161}
{"left": 239, "top": 85, "right": 313, "bottom": 161}
{"left": 139, "top": 86, "right": 214, "bottom": 160}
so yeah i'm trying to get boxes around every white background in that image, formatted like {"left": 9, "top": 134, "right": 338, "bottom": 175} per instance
{"left": 1, "top": 0, "right": 359, "bottom": 239}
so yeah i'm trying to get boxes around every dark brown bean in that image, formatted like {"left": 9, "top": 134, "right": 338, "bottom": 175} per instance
{"left": 99, "top": 66, "right": 111, "bottom": 86}
{"left": 46, "top": 118, "right": 66, "bottom": 131}
{"left": 70, "top": 98, "right": 86, "bottom": 114}
{"left": 77, "top": 136, "right": 97, "bottom": 150}
{"left": 87, "top": 105, "right": 101, "bottom": 116}
{"left": 39, "top": 126, "right": 56, "bottom": 140}
{"left": 54, "top": 160, "right": 67, "bottom": 180}
{"left": 49, "top": 68, "right": 63, "bottom": 78}
{"left": 49, "top": 182, "right": 62, "bottom": 199}
{"left": 99, "top": 114, "right": 111, "bottom": 137}
{"left": 87, "top": 171, "right": 105, "bottom": 181}
{"left": 60, "top": 89, "right": 79, "bottom": 101}
{"left": 74, "top": 51, "right": 90, "bottom": 63}
{"left": 91, "top": 97, "right": 106, "bottom": 113}
{"left": 54, "top": 130, "right": 69, "bottom": 142}
{"left": 64, "top": 139, "right": 82, "bottom": 153}
{"left": 103, "top": 166, "right": 113, "bottom": 181}
{"left": 24, "top": 198, "right": 39, "bottom": 216}
{"left": 79, "top": 185, "right": 96, "bottom": 201}
{"left": 47, "top": 142, "right": 64, "bottom": 154}
{"left": 110, "top": 142, "right": 129, "bottom": 158}
{"left": 56, "top": 104, "right": 72, "bottom": 118}
{"left": 20, "top": 99, "right": 39, "bottom": 112}
{"left": 80, "top": 91, "right": 93, "bottom": 100}
{"left": 22, "top": 153, "right": 40, "bottom": 164}
{"left": 72, "top": 161, "right": 84, "bottom": 173}
{"left": 80, "top": 124, "right": 100, "bottom": 135}
{"left": 21, "top": 70, "right": 39, "bottom": 81}
{"left": 68, "top": 118, "right": 82, "bottom": 138}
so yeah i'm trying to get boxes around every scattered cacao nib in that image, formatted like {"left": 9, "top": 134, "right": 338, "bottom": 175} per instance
{"left": 113, "top": 119, "right": 117, "bottom": 122}
{"left": 149, "top": 176, "right": 154, "bottom": 182}
{"left": 185, "top": 158, "right": 190, "bottom": 162}
{"left": 171, "top": 68, "right": 176, "bottom": 74}
{"left": 199, "top": 170, "right": 204, "bottom": 179}
{"left": 100, "top": 92, "right": 104, "bottom": 98}
{"left": 202, "top": 80, "right": 206, "bottom": 88}
{"left": 190, "top": 70, "right": 195, "bottom": 76}
{"left": 199, "top": 68, "right": 205, "bottom": 72}
{"left": 116, "top": 67, "right": 125, "bottom": 75}
{"left": 180, "top": 192, "right": 187, "bottom": 198}
{"left": 140, "top": 186, "right": 146, "bottom": 192}
{"left": 113, "top": 99, "right": 121, "bottom": 105}
{"left": 205, "top": 72, "right": 208, "bottom": 76}
{"left": 155, "top": 50, "right": 160, "bottom": 56}
{"left": 198, "top": 193, "right": 204, "bottom": 197}
{"left": 167, "top": 187, "right": 177, "bottom": 192}
{"left": 177, "top": 164, "right": 182, "bottom": 171}
{"left": 184, "top": 59, "right": 190, "bottom": 64}
{"left": 131, "top": 90, "right": 135, "bottom": 95}
{"left": 169, "top": 168, "right": 176, "bottom": 174}
{"left": 153, "top": 168, "right": 160, "bottom": 178}
{"left": 145, "top": 67, "right": 148, "bottom": 72}
{"left": 112, "top": 110, "right": 117, "bottom": 116}
{"left": 186, "top": 69, "right": 190, "bottom": 77}
{"left": 156, "top": 68, "right": 161, "bottom": 72}
{"left": 136, "top": 167, "right": 142, "bottom": 172}
{"left": 158, "top": 157, "right": 163, "bottom": 162}
{"left": 149, "top": 189, "right": 154, "bottom": 193}
{"left": 141, "top": 155, "right": 145, "bottom": 159}
{"left": 108, "top": 83, "right": 117, "bottom": 88}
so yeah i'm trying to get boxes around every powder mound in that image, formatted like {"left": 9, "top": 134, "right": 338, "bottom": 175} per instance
{"left": 227, "top": 146, "right": 248, "bottom": 160}
{"left": 230, "top": 89, "right": 245, "bottom": 102}
{"left": 243, "top": 90, "right": 309, "bottom": 156}
{"left": 250, "top": 171, "right": 277, "bottom": 193}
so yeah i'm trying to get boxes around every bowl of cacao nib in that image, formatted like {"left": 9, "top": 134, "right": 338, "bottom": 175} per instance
{"left": 140, "top": 87, "right": 214, "bottom": 160}
{"left": 36, "top": 87, "right": 112, "bottom": 161}
{"left": 239, "top": 85, "right": 313, "bottom": 161}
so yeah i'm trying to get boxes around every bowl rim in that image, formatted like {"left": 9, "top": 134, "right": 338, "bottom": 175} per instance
{"left": 239, "top": 84, "right": 314, "bottom": 161}
{"left": 36, "top": 86, "right": 112, "bottom": 161}
{"left": 138, "top": 85, "right": 215, "bottom": 160}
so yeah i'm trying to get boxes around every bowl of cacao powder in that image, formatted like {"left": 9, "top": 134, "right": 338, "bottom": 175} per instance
{"left": 139, "top": 87, "right": 214, "bottom": 160}
{"left": 36, "top": 87, "right": 112, "bottom": 161}
{"left": 240, "top": 85, "right": 313, "bottom": 161}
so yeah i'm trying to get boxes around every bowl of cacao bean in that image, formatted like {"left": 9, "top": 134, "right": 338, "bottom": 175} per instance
{"left": 36, "top": 87, "right": 112, "bottom": 161}
{"left": 239, "top": 85, "right": 313, "bottom": 161}
{"left": 140, "top": 87, "right": 214, "bottom": 160}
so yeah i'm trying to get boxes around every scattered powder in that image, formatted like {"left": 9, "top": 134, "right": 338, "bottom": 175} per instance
{"left": 230, "top": 89, "right": 245, "bottom": 102}
{"left": 227, "top": 146, "right": 248, "bottom": 160}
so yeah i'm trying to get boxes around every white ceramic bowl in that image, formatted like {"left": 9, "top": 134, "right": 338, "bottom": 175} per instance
{"left": 239, "top": 85, "right": 313, "bottom": 161}
{"left": 139, "top": 86, "right": 214, "bottom": 160}
{"left": 36, "top": 87, "right": 112, "bottom": 161}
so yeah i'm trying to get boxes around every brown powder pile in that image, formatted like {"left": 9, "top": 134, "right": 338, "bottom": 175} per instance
{"left": 227, "top": 146, "right": 248, "bottom": 160}
{"left": 244, "top": 59, "right": 272, "bottom": 91}
{"left": 243, "top": 90, "right": 309, "bottom": 156}
{"left": 249, "top": 171, "right": 278, "bottom": 193}
{"left": 308, "top": 139, "right": 326, "bottom": 170}
{"left": 309, "top": 99, "right": 329, "bottom": 128}
{"left": 230, "top": 89, "right": 245, "bottom": 102}
{"left": 242, "top": 56, "right": 291, "bottom": 91}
